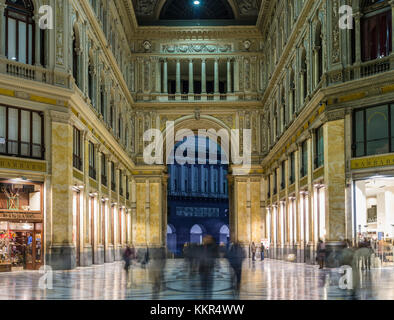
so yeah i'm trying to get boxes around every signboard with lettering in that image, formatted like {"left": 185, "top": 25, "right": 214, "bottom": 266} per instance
{"left": 351, "top": 154, "right": 394, "bottom": 170}
{"left": 0, "top": 157, "right": 47, "bottom": 173}
{"left": 0, "top": 211, "right": 42, "bottom": 221}
{"left": 176, "top": 207, "right": 220, "bottom": 218}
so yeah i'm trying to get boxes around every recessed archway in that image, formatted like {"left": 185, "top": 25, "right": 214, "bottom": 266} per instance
{"left": 165, "top": 121, "right": 231, "bottom": 255}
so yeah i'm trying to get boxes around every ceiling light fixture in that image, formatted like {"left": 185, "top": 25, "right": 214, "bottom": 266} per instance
{"left": 194, "top": 1, "right": 200, "bottom": 5}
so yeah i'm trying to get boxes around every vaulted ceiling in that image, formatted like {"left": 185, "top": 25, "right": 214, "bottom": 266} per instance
{"left": 132, "top": 0, "right": 262, "bottom": 26}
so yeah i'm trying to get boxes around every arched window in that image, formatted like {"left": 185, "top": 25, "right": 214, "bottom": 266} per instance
{"left": 125, "top": 125, "right": 129, "bottom": 148}
{"left": 289, "top": 69, "right": 296, "bottom": 118}
{"left": 100, "top": 81, "right": 106, "bottom": 120}
{"left": 72, "top": 26, "right": 80, "bottom": 88}
{"left": 110, "top": 102, "right": 115, "bottom": 131}
{"left": 5, "top": 0, "right": 35, "bottom": 64}
{"left": 301, "top": 48, "right": 308, "bottom": 102}
{"left": 88, "top": 55, "right": 94, "bottom": 105}
{"left": 314, "top": 21, "right": 323, "bottom": 86}
{"left": 118, "top": 116, "right": 122, "bottom": 140}
{"left": 281, "top": 89, "right": 286, "bottom": 132}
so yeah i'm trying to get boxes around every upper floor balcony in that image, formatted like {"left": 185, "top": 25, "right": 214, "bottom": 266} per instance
{"left": 131, "top": 55, "right": 262, "bottom": 103}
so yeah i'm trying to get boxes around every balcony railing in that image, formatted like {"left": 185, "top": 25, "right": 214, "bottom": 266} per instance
{"left": 0, "top": 57, "right": 70, "bottom": 88}
{"left": 135, "top": 92, "right": 261, "bottom": 102}
{"left": 1, "top": 58, "right": 48, "bottom": 82}
{"left": 360, "top": 56, "right": 391, "bottom": 78}
{"left": 345, "top": 56, "right": 393, "bottom": 81}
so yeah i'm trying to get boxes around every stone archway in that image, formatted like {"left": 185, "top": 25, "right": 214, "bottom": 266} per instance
{"left": 131, "top": 115, "right": 265, "bottom": 253}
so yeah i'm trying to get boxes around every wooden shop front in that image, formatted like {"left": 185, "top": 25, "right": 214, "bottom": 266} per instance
{"left": 0, "top": 179, "right": 43, "bottom": 272}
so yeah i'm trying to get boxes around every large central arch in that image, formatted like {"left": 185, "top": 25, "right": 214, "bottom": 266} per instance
{"left": 131, "top": 115, "right": 265, "bottom": 254}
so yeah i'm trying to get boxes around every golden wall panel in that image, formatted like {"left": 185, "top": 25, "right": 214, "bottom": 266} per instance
{"left": 251, "top": 181, "right": 262, "bottom": 243}
{"left": 149, "top": 182, "right": 160, "bottom": 246}
{"left": 136, "top": 183, "right": 146, "bottom": 245}
{"left": 51, "top": 122, "right": 73, "bottom": 244}
{"left": 236, "top": 182, "right": 247, "bottom": 243}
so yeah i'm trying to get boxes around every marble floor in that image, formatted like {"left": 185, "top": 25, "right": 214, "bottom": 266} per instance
{"left": 0, "top": 259, "right": 394, "bottom": 300}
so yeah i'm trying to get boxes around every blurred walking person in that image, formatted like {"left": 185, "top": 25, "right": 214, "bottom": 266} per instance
{"left": 150, "top": 247, "right": 167, "bottom": 300}
{"left": 316, "top": 239, "right": 326, "bottom": 269}
{"left": 227, "top": 243, "right": 245, "bottom": 298}
{"left": 123, "top": 246, "right": 133, "bottom": 287}
{"left": 250, "top": 242, "right": 257, "bottom": 261}
{"left": 260, "top": 243, "right": 265, "bottom": 261}
{"left": 199, "top": 236, "right": 218, "bottom": 299}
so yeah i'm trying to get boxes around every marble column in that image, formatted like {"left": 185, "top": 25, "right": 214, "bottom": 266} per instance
{"left": 201, "top": 58, "right": 207, "bottom": 94}
{"left": 34, "top": 14, "right": 41, "bottom": 66}
{"left": 227, "top": 59, "right": 232, "bottom": 93}
{"left": 189, "top": 59, "right": 194, "bottom": 94}
{"left": 0, "top": 1, "right": 5, "bottom": 58}
{"left": 47, "top": 112, "right": 75, "bottom": 270}
{"left": 155, "top": 57, "right": 161, "bottom": 93}
{"left": 163, "top": 59, "right": 168, "bottom": 94}
{"left": 234, "top": 57, "right": 240, "bottom": 92}
{"left": 176, "top": 59, "right": 181, "bottom": 94}
{"left": 214, "top": 58, "right": 219, "bottom": 94}
{"left": 323, "top": 118, "right": 346, "bottom": 267}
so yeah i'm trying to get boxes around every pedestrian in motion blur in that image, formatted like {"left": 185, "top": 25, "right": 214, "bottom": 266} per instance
{"left": 316, "top": 239, "right": 326, "bottom": 269}
{"left": 227, "top": 243, "right": 245, "bottom": 297}
{"left": 260, "top": 243, "right": 265, "bottom": 261}
{"left": 149, "top": 247, "right": 167, "bottom": 300}
{"left": 250, "top": 242, "right": 257, "bottom": 261}
{"left": 199, "top": 235, "right": 218, "bottom": 299}
{"left": 123, "top": 246, "right": 134, "bottom": 287}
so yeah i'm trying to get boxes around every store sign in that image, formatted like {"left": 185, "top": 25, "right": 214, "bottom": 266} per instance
{"left": 351, "top": 154, "right": 394, "bottom": 170}
{"left": 0, "top": 157, "right": 47, "bottom": 172}
{"left": 0, "top": 212, "right": 42, "bottom": 221}
{"left": 176, "top": 207, "right": 220, "bottom": 218}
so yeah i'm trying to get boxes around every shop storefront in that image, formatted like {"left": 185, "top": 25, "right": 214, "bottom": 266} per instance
{"left": 354, "top": 174, "right": 394, "bottom": 267}
{"left": 0, "top": 179, "right": 43, "bottom": 272}
{"left": 351, "top": 102, "right": 394, "bottom": 267}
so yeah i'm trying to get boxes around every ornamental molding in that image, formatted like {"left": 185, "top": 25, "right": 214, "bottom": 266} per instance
{"left": 161, "top": 43, "right": 233, "bottom": 54}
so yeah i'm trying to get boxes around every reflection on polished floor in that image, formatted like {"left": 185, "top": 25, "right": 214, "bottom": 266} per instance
{"left": 0, "top": 259, "right": 394, "bottom": 300}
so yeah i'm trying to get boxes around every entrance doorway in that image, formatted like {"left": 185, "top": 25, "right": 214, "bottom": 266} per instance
{"left": 167, "top": 136, "right": 230, "bottom": 256}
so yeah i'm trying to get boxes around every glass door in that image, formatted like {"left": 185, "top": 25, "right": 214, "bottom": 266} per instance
{"left": 25, "top": 231, "right": 34, "bottom": 270}
{"left": 34, "top": 223, "right": 43, "bottom": 270}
